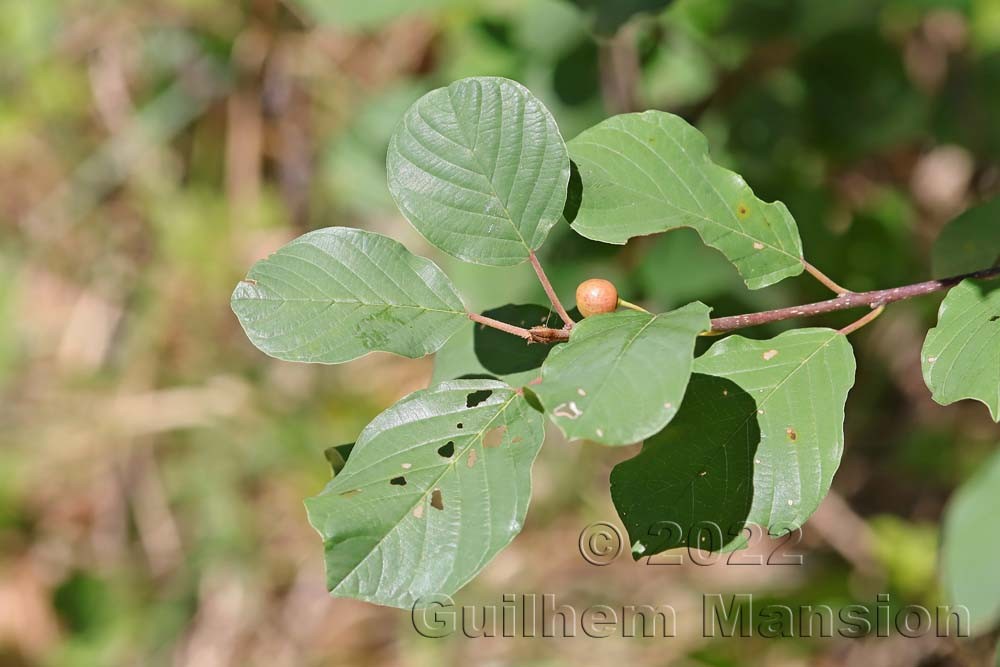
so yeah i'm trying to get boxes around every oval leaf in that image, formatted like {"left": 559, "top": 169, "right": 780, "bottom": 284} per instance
{"left": 387, "top": 77, "right": 571, "bottom": 266}
{"left": 932, "top": 197, "right": 1000, "bottom": 278}
{"left": 611, "top": 374, "right": 760, "bottom": 558}
{"left": 692, "top": 328, "right": 856, "bottom": 531}
{"left": 534, "top": 303, "right": 710, "bottom": 445}
{"left": 231, "top": 227, "right": 466, "bottom": 364}
{"left": 568, "top": 111, "right": 804, "bottom": 289}
{"left": 304, "top": 380, "right": 544, "bottom": 608}
{"left": 922, "top": 279, "right": 1000, "bottom": 421}
{"left": 941, "top": 447, "right": 1000, "bottom": 636}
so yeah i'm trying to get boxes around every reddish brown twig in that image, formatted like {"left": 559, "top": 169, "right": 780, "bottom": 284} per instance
{"left": 528, "top": 250, "right": 574, "bottom": 328}
{"left": 497, "top": 264, "right": 1000, "bottom": 343}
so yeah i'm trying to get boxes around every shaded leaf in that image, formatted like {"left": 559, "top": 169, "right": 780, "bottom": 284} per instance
{"left": 431, "top": 304, "right": 576, "bottom": 387}
{"left": 231, "top": 227, "right": 466, "bottom": 364}
{"left": 534, "top": 303, "right": 710, "bottom": 445}
{"left": 611, "top": 374, "right": 759, "bottom": 557}
{"left": 922, "top": 280, "right": 1000, "bottom": 421}
{"left": 932, "top": 198, "right": 1000, "bottom": 278}
{"left": 568, "top": 111, "right": 804, "bottom": 289}
{"left": 324, "top": 443, "right": 355, "bottom": 476}
{"left": 304, "top": 380, "right": 544, "bottom": 608}
{"left": 941, "top": 447, "right": 1000, "bottom": 636}
{"left": 474, "top": 303, "right": 567, "bottom": 375}
{"left": 387, "top": 77, "right": 570, "bottom": 266}
{"left": 693, "top": 328, "right": 856, "bottom": 531}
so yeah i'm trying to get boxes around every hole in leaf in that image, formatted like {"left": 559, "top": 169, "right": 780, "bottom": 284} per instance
{"left": 437, "top": 441, "right": 455, "bottom": 458}
{"left": 456, "top": 422, "right": 464, "bottom": 429}
{"left": 431, "top": 489, "right": 444, "bottom": 510}
{"left": 990, "top": 315, "right": 999, "bottom": 322}
{"left": 390, "top": 476, "right": 407, "bottom": 486}
{"left": 466, "top": 390, "right": 493, "bottom": 408}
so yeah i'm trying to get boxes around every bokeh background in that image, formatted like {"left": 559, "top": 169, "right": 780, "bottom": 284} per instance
{"left": 2, "top": 0, "right": 1000, "bottom": 665}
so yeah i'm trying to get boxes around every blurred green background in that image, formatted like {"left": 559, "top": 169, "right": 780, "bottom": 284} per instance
{"left": 2, "top": 0, "right": 1000, "bottom": 665}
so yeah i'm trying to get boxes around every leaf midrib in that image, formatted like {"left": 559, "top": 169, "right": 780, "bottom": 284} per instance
{"left": 330, "top": 391, "right": 521, "bottom": 597}
{"left": 655, "top": 331, "right": 843, "bottom": 533}
{"left": 233, "top": 291, "right": 465, "bottom": 316}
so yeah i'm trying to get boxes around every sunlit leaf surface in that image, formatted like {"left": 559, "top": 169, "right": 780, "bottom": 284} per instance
{"left": 305, "top": 380, "right": 544, "bottom": 608}
{"left": 231, "top": 227, "right": 466, "bottom": 364}
{"left": 387, "top": 77, "right": 570, "bottom": 266}
{"left": 568, "top": 111, "right": 804, "bottom": 289}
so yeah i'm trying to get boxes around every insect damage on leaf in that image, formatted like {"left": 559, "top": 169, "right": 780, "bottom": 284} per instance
{"left": 467, "top": 390, "right": 493, "bottom": 407}
{"left": 431, "top": 489, "right": 445, "bottom": 510}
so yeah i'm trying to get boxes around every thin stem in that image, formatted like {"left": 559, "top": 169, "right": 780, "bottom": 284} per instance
{"left": 803, "top": 259, "right": 851, "bottom": 295}
{"left": 839, "top": 305, "right": 885, "bottom": 336}
{"left": 712, "top": 265, "right": 1000, "bottom": 332}
{"left": 521, "top": 264, "right": 1000, "bottom": 343}
{"left": 528, "top": 250, "right": 574, "bottom": 327}
{"left": 617, "top": 297, "right": 650, "bottom": 314}
{"left": 468, "top": 312, "right": 532, "bottom": 340}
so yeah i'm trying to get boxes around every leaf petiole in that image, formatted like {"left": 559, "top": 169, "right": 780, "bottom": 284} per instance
{"left": 617, "top": 297, "right": 649, "bottom": 314}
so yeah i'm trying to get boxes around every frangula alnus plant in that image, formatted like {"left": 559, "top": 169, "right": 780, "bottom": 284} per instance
{"left": 231, "top": 77, "right": 1000, "bottom": 608}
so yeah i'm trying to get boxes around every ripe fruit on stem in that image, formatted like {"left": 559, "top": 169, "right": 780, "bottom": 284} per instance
{"left": 576, "top": 278, "right": 619, "bottom": 318}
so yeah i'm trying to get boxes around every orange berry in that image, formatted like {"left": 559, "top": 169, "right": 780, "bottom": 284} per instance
{"left": 576, "top": 278, "right": 618, "bottom": 318}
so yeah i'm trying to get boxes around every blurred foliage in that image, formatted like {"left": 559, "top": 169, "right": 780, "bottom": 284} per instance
{"left": 1, "top": 0, "right": 999, "bottom": 665}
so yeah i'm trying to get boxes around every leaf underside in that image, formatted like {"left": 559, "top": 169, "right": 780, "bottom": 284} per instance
{"left": 693, "top": 329, "right": 856, "bottom": 531}
{"left": 612, "top": 328, "right": 856, "bottom": 556}
{"left": 231, "top": 227, "right": 466, "bottom": 364}
{"left": 941, "top": 447, "right": 1000, "bottom": 636}
{"left": 534, "top": 303, "right": 711, "bottom": 446}
{"left": 568, "top": 111, "right": 804, "bottom": 289}
{"left": 304, "top": 380, "right": 544, "bottom": 608}
{"left": 922, "top": 279, "right": 1000, "bottom": 421}
{"left": 387, "top": 76, "right": 571, "bottom": 266}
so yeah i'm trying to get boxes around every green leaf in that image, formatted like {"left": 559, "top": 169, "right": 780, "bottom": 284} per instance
{"left": 611, "top": 374, "right": 760, "bottom": 557}
{"left": 922, "top": 280, "right": 1000, "bottom": 421}
{"left": 304, "top": 380, "right": 544, "bottom": 608}
{"left": 231, "top": 227, "right": 467, "bottom": 364}
{"left": 387, "top": 77, "right": 571, "bottom": 266}
{"left": 568, "top": 111, "right": 804, "bottom": 289}
{"left": 941, "top": 447, "right": 1000, "bottom": 636}
{"left": 534, "top": 303, "right": 710, "bottom": 446}
{"left": 692, "top": 329, "right": 856, "bottom": 532}
{"left": 932, "top": 198, "right": 1000, "bottom": 278}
